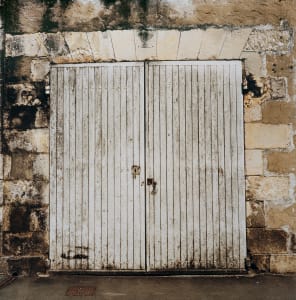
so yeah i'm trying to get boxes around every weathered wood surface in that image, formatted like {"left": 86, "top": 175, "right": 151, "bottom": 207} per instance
{"left": 50, "top": 61, "right": 246, "bottom": 271}
{"left": 50, "top": 62, "right": 146, "bottom": 270}
{"left": 145, "top": 61, "right": 246, "bottom": 270}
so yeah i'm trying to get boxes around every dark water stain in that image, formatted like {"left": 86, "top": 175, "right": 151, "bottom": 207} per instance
{"left": 38, "top": 0, "right": 73, "bottom": 32}
{"left": 3, "top": 0, "right": 20, "bottom": 33}
{"left": 61, "top": 253, "right": 89, "bottom": 259}
{"left": 102, "top": 0, "right": 149, "bottom": 20}
{"left": 243, "top": 73, "right": 263, "bottom": 97}
{"left": 9, "top": 106, "right": 38, "bottom": 129}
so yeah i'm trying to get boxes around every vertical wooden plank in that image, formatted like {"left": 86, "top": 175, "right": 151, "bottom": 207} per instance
{"left": 107, "top": 66, "right": 115, "bottom": 268}
{"left": 217, "top": 64, "right": 227, "bottom": 269}
{"left": 139, "top": 64, "right": 145, "bottom": 270}
{"left": 81, "top": 67, "right": 89, "bottom": 269}
{"left": 68, "top": 67, "right": 76, "bottom": 270}
{"left": 223, "top": 63, "right": 234, "bottom": 268}
{"left": 132, "top": 66, "right": 141, "bottom": 269}
{"left": 205, "top": 65, "right": 214, "bottom": 268}
{"left": 178, "top": 65, "right": 187, "bottom": 268}
{"left": 153, "top": 65, "right": 161, "bottom": 269}
{"left": 236, "top": 63, "right": 246, "bottom": 269}
{"left": 74, "top": 67, "right": 83, "bottom": 270}
{"left": 166, "top": 65, "right": 175, "bottom": 269}
{"left": 159, "top": 65, "right": 168, "bottom": 268}
{"left": 56, "top": 68, "right": 64, "bottom": 270}
{"left": 198, "top": 65, "right": 207, "bottom": 268}
{"left": 49, "top": 67, "right": 57, "bottom": 270}
{"left": 146, "top": 64, "right": 154, "bottom": 270}
{"left": 114, "top": 66, "right": 121, "bottom": 269}
{"left": 185, "top": 65, "right": 194, "bottom": 267}
{"left": 230, "top": 63, "right": 240, "bottom": 269}
{"left": 211, "top": 65, "right": 220, "bottom": 269}
{"left": 192, "top": 65, "right": 200, "bottom": 268}
{"left": 172, "top": 65, "right": 181, "bottom": 268}
{"left": 101, "top": 66, "right": 108, "bottom": 269}
{"left": 88, "top": 67, "right": 95, "bottom": 270}
{"left": 126, "top": 66, "right": 134, "bottom": 269}
{"left": 62, "top": 67, "right": 70, "bottom": 270}
{"left": 120, "top": 66, "right": 128, "bottom": 269}
{"left": 94, "top": 67, "right": 103, "bottom": 270}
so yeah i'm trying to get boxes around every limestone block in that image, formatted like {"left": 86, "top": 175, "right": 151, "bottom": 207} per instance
{"left": 198, "top": 28, "right": 227, "bottom": 60}
{"left": 7, "top": 256, "right": 48, "bottom": 276}
{"left": 240, "top": 51, "right": 264, "bottom": 77}
{"left": 0, "top": 180, "right": 4, "bottom": 206}
{"left": 0, "top": 257, "right": 8, "bottom": 274}
{"left": 262, "top": 101, "right": 296, "bottom": 125}
{"left": 156, "top": 30, "right": 180, "bottom": 60}
{"left": 3, "top": 155, "right": 10, "bottom": 180}
{"left": 2, "top": 203, "right": 48, "bottom": 233}
{"left": 245, "top": 124, "right": 291, "bottom": 149}
{"left": 110, "top": 30, "right": 136, "bottom": 61}
{"left": 219, "top": 28, "right": 252, "bottom": 59}
{"left": 3, "top": 153, "right": 49, "bottom": 181}
{"left": 265, "top": 202, "right": 296, "bottom": 232}
{"left": 3, "top": 232, "right": 48, "bottom": 256}
{"left": 3, "top": 180, "right": 49, "bottom": 205}
{"left": 31, "top": 59, "right": 50, "bottom": 82}
{"left": 43, "top": 33, "right": 70, "bottom": 57}
{"left": 245, "top": 150, "right": 263, "bottom": 176}
{"left": 35, "top": 107, "right": 49, "bottom": 128}
{"left": 4, "top": 129, "right": 49, "bottom": 153}
{"left": 244, "top": 104, "right": 262, "bottom": 122}
{"left": 0, "top": 180, "right": 3, "bottom": 206}
{"left": 135, "top": 31, "right": 157, "bottom": 61}
{"left": 267, "top": 150, "right": 296, "bottom": 174}
{"left": 64, "top": 32, "right": 93, "bottom": 61}
{"left": 87, "top": 31, "right": 115, "bottom": 61}
{"left": 246, "top": 201, "right": 265, "bottom": 228}
{"left": 6, "top": 33, "right": 48, "bottom": 57}
{"left": 244, "top": 30, "right": 292, "bottom": 54}
{"left": 270, "top": 77, "right": 287, "bottom": 99}
{"left": 270, "top": 255, "right": 296, "bottom": 273}
{"left": 177, "top": 29, "right": 204, "bottom": 60}
{"left": 250, "top": 255, "right": 270, "bottom": 272}
{"left": 6, "top": 83, "right": 41, "bottom": 106}
{"left": 247, "top": 228, "right": 288, "bottom": 254}
{"left": 33, "top": 154, "right": 49, "bottom": 181}
{"left": 4, "top": 153, "right": 33, "bottom": 180}
{"left": 0, "top": 154, "right": 3, "bottom": 180}
{"left": 0, "top": 28, "right": 4, "bottom": 51}
{"left": 29, "top": 207, "right": 48, "bottom": 232}
{"left": 246, "top": 176, "right": 290, "bottom": 201}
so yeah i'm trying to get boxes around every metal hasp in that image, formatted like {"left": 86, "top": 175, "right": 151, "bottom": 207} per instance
{"left": 147, "top": 178, "right": 157, "bottom": 195}
{"left": 131, "top": 165, "right": 141, "bottom": 179}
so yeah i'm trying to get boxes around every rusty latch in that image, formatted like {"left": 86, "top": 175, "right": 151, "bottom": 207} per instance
{"left": 131, "top": 165, "right": 141, "bottom": 179}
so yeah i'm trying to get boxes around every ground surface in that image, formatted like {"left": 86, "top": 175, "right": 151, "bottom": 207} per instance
{"left": 0, "top": 274, "right": 295, "bottom": 300}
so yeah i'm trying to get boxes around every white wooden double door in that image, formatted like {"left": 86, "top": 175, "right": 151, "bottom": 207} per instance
{"left": 50, "top": 61, "right": 246, "bottom": 272}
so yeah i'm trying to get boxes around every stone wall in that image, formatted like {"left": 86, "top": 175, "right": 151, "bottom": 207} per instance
{"left": 1, "top": 0, "right": 296, "bottom": 275}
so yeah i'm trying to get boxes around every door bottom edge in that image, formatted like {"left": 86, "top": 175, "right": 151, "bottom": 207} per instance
{"left": 48, "top": 269, "right": 248, "bottom": 276}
